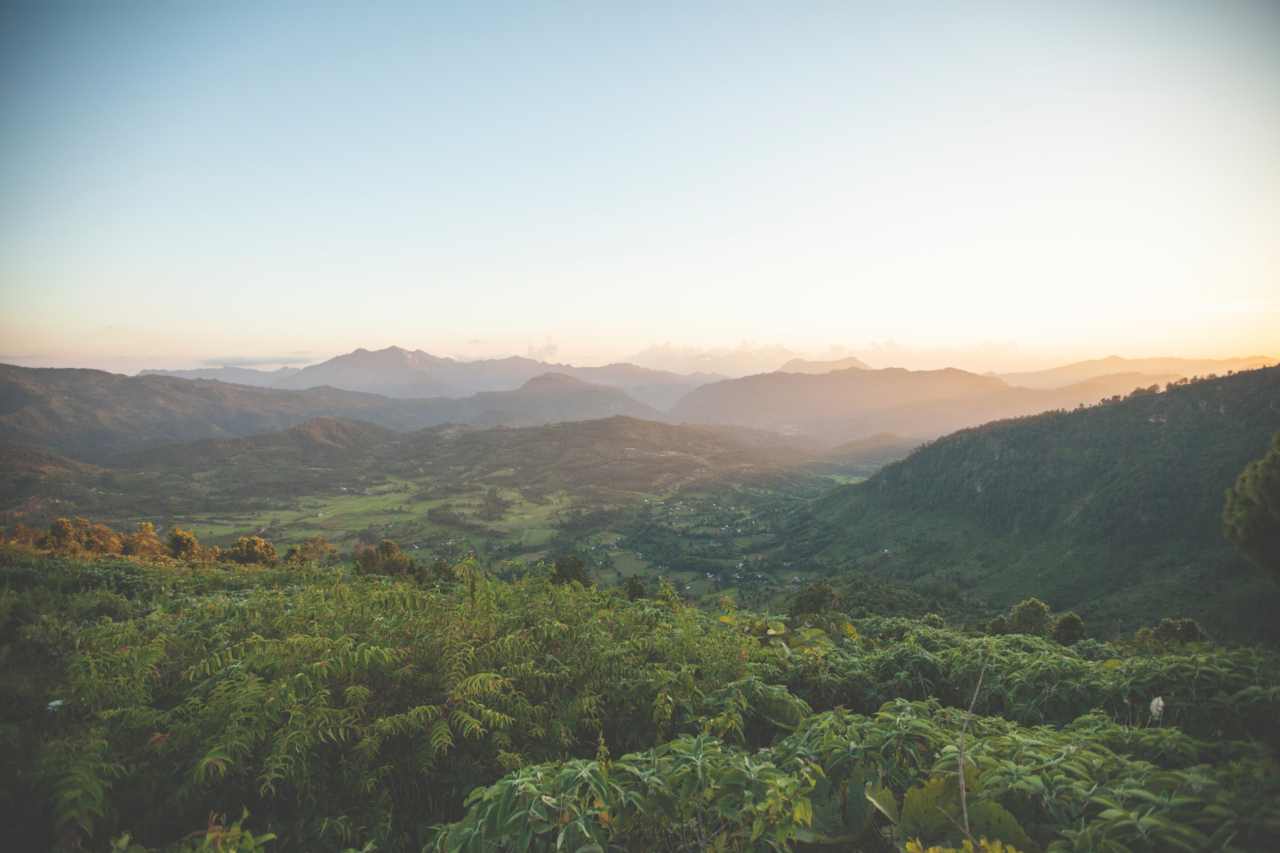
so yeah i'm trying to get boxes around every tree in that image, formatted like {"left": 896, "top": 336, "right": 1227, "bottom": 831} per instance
{"left": 621, "top": 573, "right": 647, "bottom": 600}
{"left": 1052, "top": 611, "right": 1088, "bottom": 646}
{"left": 1224, "top": 430, "right": 1280, "bottom": 586}
{"left": 358, "top": 525, "right": 382, "bottom": 546}
{"left": 230, "top": 536, "right": 278, "bottom": 566}
{"left": 168, "top": 526, "right": 201, "bottom": 561}
{"left": 39, "top": 518, "right": 80, "bottom": 555}
{"left": 432, "top": 559, "right": 459, "bottom": 583}
{"left": 354, "top": 540, "right": 416, "bottom": 576}
{"left": 37, "top": 517, "right": 122, "bottom": 556}
{"left": 283, "top": 534, "right": 339, "bottom": 565}
{"left": 789, "top": 578, "right": 840, "bottom": 618}
{"left": 122, "top": 522, "right": 165, "bottom": 560}
{"left": 1007, "top": 598, "right": 1054, "bottom": 638}
{"left": 551, "top": 554, "right": 591, "bottom": 586}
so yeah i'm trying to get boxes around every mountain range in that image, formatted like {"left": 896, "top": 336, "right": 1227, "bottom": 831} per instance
{"left": 137, "top": 346, "right": 1275, "bottom": 407}
{"left": 991, "top": 355, "right": 1276, "bottom": 389}
{"left": 4, "top": 355, "right": 1264, "bottom": 461}
{"left": 0, "top": 364, "right": 658, "bottom": 462}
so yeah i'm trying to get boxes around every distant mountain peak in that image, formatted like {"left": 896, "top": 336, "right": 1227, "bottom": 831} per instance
{"left": 776, "top": 355, "right": 871, "bottom": 374}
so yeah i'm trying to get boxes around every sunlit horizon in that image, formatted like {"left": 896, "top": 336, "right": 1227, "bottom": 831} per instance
{"left": 3, "top": 2, "right": 1278, "bottom": 374}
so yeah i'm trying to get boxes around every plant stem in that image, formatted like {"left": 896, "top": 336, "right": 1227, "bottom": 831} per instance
{"left": 958, "top": 662, "right": 987, "bottom": 838}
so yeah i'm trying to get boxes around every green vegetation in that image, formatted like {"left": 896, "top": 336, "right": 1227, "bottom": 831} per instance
{"left": 6, "top": 364, "right": 1280, "bottom": 850}
{"left": 1, "top": 547, "right": 1277, "bottom": 852}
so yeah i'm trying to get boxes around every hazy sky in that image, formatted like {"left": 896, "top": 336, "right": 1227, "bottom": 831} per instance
{"left": 2, "top": 1, "right": 1278, "bottom": 373}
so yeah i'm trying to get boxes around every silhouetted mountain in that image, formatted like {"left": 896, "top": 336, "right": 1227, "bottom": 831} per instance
{"left": 775, "top": 355, "right": 870, "bottom": 374}
{"left": 994, "top": 355, "right": 1276, "bottom": 389}
{"left": 666, "top": 367, "right": 1180, "bottom": 443}
{"left": 0, "top": 365, "right": 660, "bottom": 462}
{"left": 270, "top": 345, "right": 723, "bottom": 406}
{"left": 138, "top": 366, "right": 302, "bottom": 386}
{"left": 783, "top": 366, "right": 1280, "bottom": 640}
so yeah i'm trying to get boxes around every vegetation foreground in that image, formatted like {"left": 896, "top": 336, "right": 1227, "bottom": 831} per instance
{"left": 2, "top": 546, "right": 1278, "bottom": 853}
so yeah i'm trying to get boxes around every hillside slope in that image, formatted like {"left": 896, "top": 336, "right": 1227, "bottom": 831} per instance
{"left": 111, "top": 417, "right": 400, "bottom": 470}
{"left": 391, "top": 415, "right": 817, "bottom": 493}
{"left": 786, "top": 367, "right": 1280, "bottom": 640}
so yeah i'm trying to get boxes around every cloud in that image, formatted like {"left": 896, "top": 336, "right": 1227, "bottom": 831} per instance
{"left": 527, "top": 337, "right": 562, "bottom": 362}
{"left": 198, "top": 356, "right": 319, "bottom": 367}
{"left": 1161, "top": 300, "right": 1280, "bottom": 315}
{"left": 467, "top": 339, "right": 488, "bottom": 345}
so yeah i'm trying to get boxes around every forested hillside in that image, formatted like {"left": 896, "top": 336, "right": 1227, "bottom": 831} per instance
{"left": 783, "top": 367, "right": 1280, "bottom": 640}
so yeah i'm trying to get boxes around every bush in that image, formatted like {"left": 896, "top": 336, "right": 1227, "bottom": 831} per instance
{"left": 789, "top": 578, "right": 840, "bottom": 617}
{"left": 1052, "top": 611, "right": 1088, "bottom": 645}
{"left": 229, "top": 536, "right": 278, "bottom": 567}
{"left": 621, "top": 573, "right": 646, "bottom": 600}
{"left": 282, "top": 534, "right": 338, "bottom": 566}
{"left": 354, "top": 540, "right": 417, "bottom": 576}
{"left": 1007, "top": 597, "right": 1053, "bottom": 637}
{"left": 1071, "top": 638, "right": 1118, "bottom": 661}
{"left": 550, "top": 554, "right": 591, "bottom": 586}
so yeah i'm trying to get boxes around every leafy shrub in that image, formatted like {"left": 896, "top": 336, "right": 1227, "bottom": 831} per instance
{"left": 621, "top": 573, "right": 647, "bottom": 600}
{"left": 1070, "top": 638, "right": 1118, "bottom": 662}
{"left": 550, "top": 553, "right": 591, "bottom": 586}
{"left": 228, "top": 536, "right": 278, "bottom": 566}
{"left": 4, "top": 554, "right": 1279, "bottom": 852}
{"left": 282, "top": 534, "right": 339, "bottom": 566}
{"left": 789, "top": 577, "right": 841, "bottom": 617}
{"left": 1051, "top": 611, "right": 1087, "bottom": 645}
{"left": 353, "top": 539, "right": 417, "bottom": 576}
{"left": 1007, "top": 598, "right": 1053, "bottom": 637}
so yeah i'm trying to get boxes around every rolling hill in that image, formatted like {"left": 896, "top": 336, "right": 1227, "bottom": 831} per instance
{"left": 779, "top": 366, "right": 1280, "bottom": 640}
{"left": 666, "top": 366, "right": 1181, "bottom": 442}
{"left": 137, "top": 365, "right": 302, "bottom": 386}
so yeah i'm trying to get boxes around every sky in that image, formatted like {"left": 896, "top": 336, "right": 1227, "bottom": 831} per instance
{"left": 1, "top": 1, "right": 1278, "bottom": 375}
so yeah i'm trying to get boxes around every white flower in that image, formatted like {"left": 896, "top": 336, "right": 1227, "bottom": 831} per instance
{"left": 1150, "top": 696, "right": 1165, "bottom": 721}
{"left": 46, "top": 699, "right": 64, "bottom": 712}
